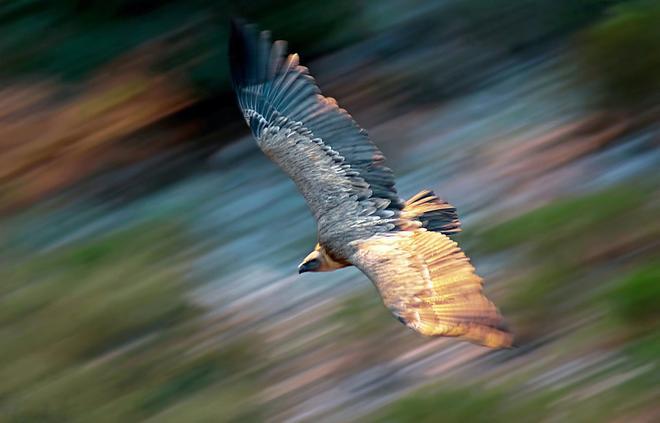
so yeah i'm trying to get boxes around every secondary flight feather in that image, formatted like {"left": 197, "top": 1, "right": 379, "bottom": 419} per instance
{"left": 229, "top": 20, "right": 512, "bottom": 348}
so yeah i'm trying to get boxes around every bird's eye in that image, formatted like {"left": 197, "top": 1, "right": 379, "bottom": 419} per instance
{"left": 299, "top": 257, "right": 321, "bottom": 274}
{"left": 307, "top": 258, "right": 320, "bottom": 267}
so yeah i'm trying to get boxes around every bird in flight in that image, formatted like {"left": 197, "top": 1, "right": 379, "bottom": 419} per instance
{"left": 229, "top": 20, "right": 512, "bottom": 348}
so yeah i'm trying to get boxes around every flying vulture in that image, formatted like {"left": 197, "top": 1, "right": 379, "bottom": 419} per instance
{"left": 229, "top": 20, "right": 512, "bottom": 348}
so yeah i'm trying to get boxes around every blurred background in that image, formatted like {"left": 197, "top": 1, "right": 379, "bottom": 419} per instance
{"left": 1, "top": 0, "right": 659, "bottom": 421}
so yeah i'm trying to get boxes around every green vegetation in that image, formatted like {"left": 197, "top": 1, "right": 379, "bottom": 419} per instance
{"left": 370, "top": 369, "right": 657, "bottom": 423}
{"left": 606, "top": 262, "right": 660, "bottom": 328}
{"left": 362, "top": 0, "right": 660, "bottom": 109}
{"left": 439, "top": 0, "right": 622, "bottom": 51}
{"left": 372, "top": 387, "right": 512, "bottom": 423}
{"left": 370, "top": 386, "right": 555, "bottom": 423}
{"left": 0, "top": 221, "right": 265, "bottom": 422}
{"left": 476, "top": 186, "right": 648, "bottom": 255}
{"left": 473, "top": 185, "right": 659, "bottom": 341}
{"left": 577, "top": 0, "right": 660, "bottom": 107}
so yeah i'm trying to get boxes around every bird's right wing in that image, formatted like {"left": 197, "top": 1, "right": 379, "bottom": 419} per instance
{"left": 350, "top": 229, "right": 512, "bottom": 348}
{"left": 229, "top": 20, "right": 403, "bottom": 232}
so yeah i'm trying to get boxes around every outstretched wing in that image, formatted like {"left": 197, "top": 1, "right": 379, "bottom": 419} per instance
{"left": 351, "top": 229, "right": 512, "bottom": 348}
{"left": 229, "top": 20, "right": 403, "bottom": 234}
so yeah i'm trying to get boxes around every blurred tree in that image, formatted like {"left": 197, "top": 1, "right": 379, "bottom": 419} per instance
{"left": 577, "top": 0, "right": 660, "bottom": 108}
{"left": 0, "top": 0, "right": 366, "bottom": 92}
{"left": 606, "top": 263, "right": 660, "bottom": 329}
{"left": 437, "top": 0, "right": 623, "bottom": 52}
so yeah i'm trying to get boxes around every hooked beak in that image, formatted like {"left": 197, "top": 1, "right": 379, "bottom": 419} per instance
{"left": 298, "top": 263, "right": 309, "bottom": 274}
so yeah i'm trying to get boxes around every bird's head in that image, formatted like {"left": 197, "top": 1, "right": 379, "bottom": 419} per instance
{"left": 298, "top": 244, "right": 347, "bottom": 274}
{"left": 298, "top": 250, "right": 324, "bottom": 274}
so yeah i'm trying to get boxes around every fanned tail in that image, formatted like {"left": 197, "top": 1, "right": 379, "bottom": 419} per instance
{"left": 403, "top": 190, "right": 461, "bottom": 235}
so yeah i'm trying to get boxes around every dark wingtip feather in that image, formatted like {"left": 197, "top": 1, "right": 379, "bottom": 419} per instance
{"left": 228, "top": 20, "right": 404, "bottom": 215}
{"left": 229, "top": 18, "right": 261, "bottom": 88}
{"left": 229, "top": 19, "right": 276, "bottom": 91}
{"left": 229, "top": 18, "right": 246, "bottom": 88}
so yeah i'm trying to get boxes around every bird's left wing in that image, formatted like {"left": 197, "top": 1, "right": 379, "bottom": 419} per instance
{"left": 229, "top": 20, "right": 403, "bottom": 230}
{"left": 350, "top": 229, "right": 513, "bottom": 348}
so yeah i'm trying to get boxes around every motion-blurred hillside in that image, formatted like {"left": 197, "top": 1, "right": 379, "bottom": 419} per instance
{"left": 1, "top": 1, "right": 659, "bottom": 422}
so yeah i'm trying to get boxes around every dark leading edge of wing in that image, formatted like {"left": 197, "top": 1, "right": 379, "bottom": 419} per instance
{"left": 229, "top": 19, "right": 404, "bottom": 214}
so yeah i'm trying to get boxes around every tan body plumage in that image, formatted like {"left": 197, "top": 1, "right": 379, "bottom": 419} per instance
{"left": 229, "top": 20, "right": 512, "bottom": 348}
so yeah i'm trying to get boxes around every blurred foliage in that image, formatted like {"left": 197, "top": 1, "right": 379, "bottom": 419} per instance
{"left": 370, "top": 367, "right": 658, "bottom": 422}
{"left": 577, "top": 0, "right": 660, "bottom": 107}
{"left": 477, "top": 186, "right": 647, "bottom": 255}
{"left": 606, "top": 262, "right": 660, "bottom": 328}
{"left": 0, "top": 221, "right": 265, "bottom": 422}
{"left": 0, "top": 0, "right": 365, "bottom": 93}
{"left": 474, "top": 184, "right": 659, "bottom": 341}
{"left": 1, "top": 1, "right": 659, "bottom": 421}
{"left": 370, "top": 386, "right": 550, "bottom": 423}
{"left": 439, "top": 0, "right": 622, "bottom": 51}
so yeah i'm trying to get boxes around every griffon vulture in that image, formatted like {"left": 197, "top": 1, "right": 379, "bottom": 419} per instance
{"left": 229, "top": 20, "right": 512, "bottom": 348}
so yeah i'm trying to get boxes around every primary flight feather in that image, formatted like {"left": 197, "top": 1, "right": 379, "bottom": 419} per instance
{"left": 229, "top": 20, "right": 512, "bottom": 348}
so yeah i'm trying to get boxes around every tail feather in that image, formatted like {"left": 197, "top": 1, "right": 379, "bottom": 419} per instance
{"left": 403, "top": 190, "right": 461, "bottom": 235}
